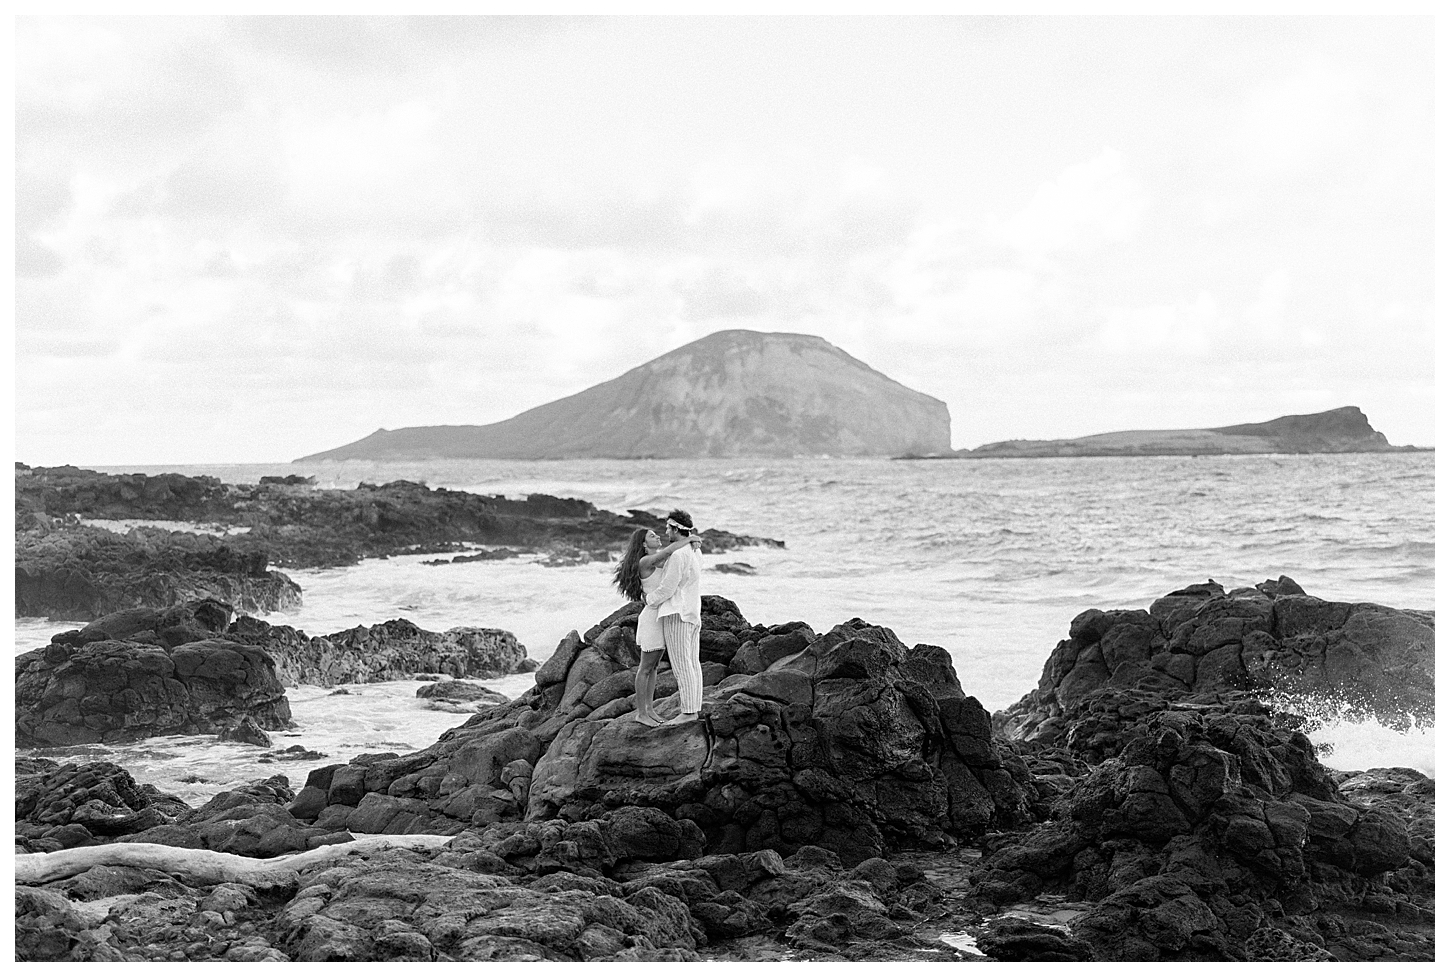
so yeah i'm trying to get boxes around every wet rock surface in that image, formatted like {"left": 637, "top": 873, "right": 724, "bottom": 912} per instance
{"left": 15, "top": 600, "right": 294, "bottom": 747}
{"left": 285, "top": 596, "right": 1028, "bottom": 862}
{"left": 14, "top": 804, "right": 969, "bottom": 962}
{"left": 16, "top": 523, "right": 301, "bottom": 621}
{"left": 973, "top": 579, "right": 1435, "bottom": 962}
{"left": 15, "top": 463, "right": 781, "bottom": 623}
{"left": 14, "top": 580, "right": 1434, "bottom": 961}
{"left": 971, "top": 695, "right": 1433, "bottom": 960}
{"left": 15, "top": 600, "right": 530, "bottom": 744}
{"left": 227, "top": 616, "right": 528, "bottom": 688}
{"left": 998, "top": 577, "right": 1434, "bottom": 738}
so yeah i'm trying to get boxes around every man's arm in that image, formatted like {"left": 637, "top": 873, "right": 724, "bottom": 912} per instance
{"left": 645, "top": 550, "right": 684, "bottom": 607}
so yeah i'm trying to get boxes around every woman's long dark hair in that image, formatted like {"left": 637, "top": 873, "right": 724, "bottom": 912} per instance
{"left": 613, "top": 527, "right": 649, "bottom": 601}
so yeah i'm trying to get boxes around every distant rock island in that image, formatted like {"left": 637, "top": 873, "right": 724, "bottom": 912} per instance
{"left": 950, "top": 406, "right": 1424, "bottom": 459}
{"left": 296, "top": 330, "right": 951, "bottom": 461}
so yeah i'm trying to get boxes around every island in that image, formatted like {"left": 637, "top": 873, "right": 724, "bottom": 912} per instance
{"left": 296, "top": 330, "right": 952, "bottom": 461}
{"left": 942, "top": 406, "right": 1426, "bottom": 459}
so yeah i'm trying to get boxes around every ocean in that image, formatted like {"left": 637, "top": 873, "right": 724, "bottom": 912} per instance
{"left": 14, "top": 453, "right": 1435, "bottom": 802}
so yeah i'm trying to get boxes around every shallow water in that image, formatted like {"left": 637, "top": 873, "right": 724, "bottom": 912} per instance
{"left": 15, "top": 453, "right": 1434, "bottom": 794}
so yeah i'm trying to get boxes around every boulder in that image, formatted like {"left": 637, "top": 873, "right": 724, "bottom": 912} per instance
{"left": 15, "top": 523, "right": 301, "bottom": 621}
{"left": 976, "top": 696, "right": 1420, "bottom": 961}
{"left": 15, "top": 617, "right": 294, "bottom": 746}
{"left": 218, "top": 717, "right": 273, "bottom": 748}
{"left": 999, "top": 579, "right": 1434, "bottom": 742}
{"left": 14, "top": 760, "right": 192, "bottom": 851}
{"left": 416, "top": 680, "right": 510, "bottom": 707}
{"left": 226, "top": 616, "right": 528, "bottom": 687}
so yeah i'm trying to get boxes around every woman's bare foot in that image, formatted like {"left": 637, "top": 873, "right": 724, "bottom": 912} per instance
{"left": 631, "top": 712, "right": 660, "bottom": 727}
{"left": 661, "top": 712, "right": 698, "bottom": 727}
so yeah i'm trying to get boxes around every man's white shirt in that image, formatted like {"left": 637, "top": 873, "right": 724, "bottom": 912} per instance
{"left": 645, "top": 544, "right": 702, "bottom": 625}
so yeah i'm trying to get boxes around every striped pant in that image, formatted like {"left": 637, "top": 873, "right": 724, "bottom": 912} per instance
{"left": 660, "top": 614, "right": 703, "bottom": 714}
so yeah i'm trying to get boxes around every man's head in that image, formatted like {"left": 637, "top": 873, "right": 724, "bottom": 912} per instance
{"left": 665, "top": 509, "right": 694, "bottom": 541}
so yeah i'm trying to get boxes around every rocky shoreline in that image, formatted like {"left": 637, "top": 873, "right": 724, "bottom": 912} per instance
{"left": 13, "top": 578, "right": 1434, "bottom": 961}
{"left": 15, "top": 464, "right": 782, "bottom": 621}
{"left": 13, "top": 597, "right": 537, "bottom": 748}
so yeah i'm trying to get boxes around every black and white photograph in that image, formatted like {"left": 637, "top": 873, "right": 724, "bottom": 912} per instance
{"left": 11, "top": 12, "right": 1436, "bottom": 964}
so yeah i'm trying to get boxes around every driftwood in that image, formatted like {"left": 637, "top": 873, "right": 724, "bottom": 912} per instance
{"left": 15, "top": 835, "right": 455, "bottom": 888}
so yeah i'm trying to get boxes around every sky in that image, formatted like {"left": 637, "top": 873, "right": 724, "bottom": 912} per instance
{"left": 12, "top": 14, "right": 1437, "bottom": 464}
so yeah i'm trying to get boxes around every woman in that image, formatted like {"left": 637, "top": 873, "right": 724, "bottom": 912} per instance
{"left": 613, "top": 525, "right": 700, "bottom": 727}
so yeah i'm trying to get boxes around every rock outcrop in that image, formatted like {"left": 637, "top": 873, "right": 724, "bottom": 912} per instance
{"left": 416, "top": 680, "right": 512, "bottom": 712}
{"left": 998, "top": 577, "right": 1434, "bottom": 741}
{"left": 15, "top": 601, "right": 294, "bottom": 747}
{"left": 978, "top": 576, "right": 1435, "bottom": 962}
{"left": 15, "top": 758, "right": 194, "bottom": 852}
{"left": 13, "top": 760, "right": 353, "bottom": 859}
{"left": 297, "top": 330, "right": 953, "bottom": 460}
{"left": 281, "top": 597, "right": 1026, "bottom": 864}
{"left": 959, "top": 406, "right": 1419, "bottom": 458}
{"left": 14, "top": 601, "right": 533, "bottom": 742}
{"left": 16, "top": 799, "right": 964, "bottom": 962}
{"left": 226, "top": 616, "right": 528, "bottom": 688}
{"left": 12, "top": 579, "right": 1434, "bottom": 962}
{"left": 976, "top": 695, "right": 1430, "bottom": 961}
{"left": 14, "top": 465, "right": 782, "bottom": 620}
{"left": 15, "top": 524, "right": 300, "bottom": 621}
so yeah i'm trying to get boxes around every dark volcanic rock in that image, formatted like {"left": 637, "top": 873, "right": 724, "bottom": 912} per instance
{"left": 977, "top": 917, "right": 1096, "bottom": 961}
{"left": 980, "top": 578, "right": 1436, "bottom": 962}
{"left": 414, "top": 681, "right": 510, "bottom": 704}
{"left": 14, "top": 578, "right": 1432, "bottom": 963}
{"left": 15, "top": 760, "right": 192, "bottom": 851}
{"left": 998, "top": 578, "right": 1434, "bottom": 741}
{"left": 15, "top": 523, "right": 300, "bottom": 621}
{"left": 15, "top": 465, "right": 783, "bottom": 573}
{"left": 283, "top": 598, "right": 1027, "bottom": 865}
{"left": 219, "top": 717, "right": 274, "bottom": 748}
{"left": 15, "top": 600, "right": 294, "bottom": 747}
{"left": 15, "top": 793, "right": 971, "bottom": 962}
{"left": 227, "top": 616, "right": 528, "bottom": 688}
{"left": 14, "top": 761, "right": 353, "bottom": 863}
{"left": 976, "top": 698, "right": 1424, "bottom": 961}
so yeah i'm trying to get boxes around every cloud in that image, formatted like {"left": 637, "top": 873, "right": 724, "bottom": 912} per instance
{"left": 1243, "top": 270, "right": 1290, "bottom": 335}
{"left": 14, "top": 283, "right": 126, "bottom": 358}
{"left": 676, "top": 266, "right": 770, "bottom": 322}
{"left": 995, "top": 148, "right": 1147, "bottom": 259}
{"left": 282, "top": 101, "right": 452, "bottom": 222}
{"left": 1096, "top": 293, "right": 1218, "bottom": 356}
{"left": 15, "top": 236, "right": 65, "bottom": 278}
{"left": 1238, "top": 61, "right": 1363, "bottom": 174}
{"left": 158, "top": 147, "right": 291, "bottom": 221}
{"left": 15, "top": 168, "right": 72, "bottom": 235}
{"left": 10, "top": 16, "right": 1436, "bottom": 460}
{"left": 683, "top": 155, "right": 920, "bottom": 258}
{"left": 16, "top": 18, "right": 243, "bottom": 146}
{"left": 228, "top": 15, "right": 574, "bottom": 75}
{"left": 465, "top": 192, "right": 685, "bottom": 252}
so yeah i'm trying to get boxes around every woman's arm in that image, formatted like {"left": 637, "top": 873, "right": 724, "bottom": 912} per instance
{"left": 645, "top": 548, "right": 685, "bottom": 608}
{"left": 639, "top": 534, "right": 702, "bottom": 573}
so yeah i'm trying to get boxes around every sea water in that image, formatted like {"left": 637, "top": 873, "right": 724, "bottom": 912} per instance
{"left": 14, "top": 454, "right": 1435, "bottom": 800}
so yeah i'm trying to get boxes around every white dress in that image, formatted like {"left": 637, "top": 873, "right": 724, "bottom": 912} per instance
{"left": 636, "top": 568, "right": 665, "bottom": 651}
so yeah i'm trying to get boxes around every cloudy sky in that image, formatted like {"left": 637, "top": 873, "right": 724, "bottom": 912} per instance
{"left": 13, "top": 15, "right": 1435, "bottom": 464}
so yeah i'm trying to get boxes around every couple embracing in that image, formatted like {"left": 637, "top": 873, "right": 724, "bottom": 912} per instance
{"left": 612, "top": 509, "right": 705, "bottom": 728}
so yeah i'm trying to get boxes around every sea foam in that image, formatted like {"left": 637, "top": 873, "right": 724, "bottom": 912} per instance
{"left": 1275, "top": 696, "right": 1435, "bottom": 777}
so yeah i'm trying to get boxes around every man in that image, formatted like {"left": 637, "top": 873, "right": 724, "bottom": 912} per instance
{"left": 645, "top": 509, "right": 704, "bottom": 726}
